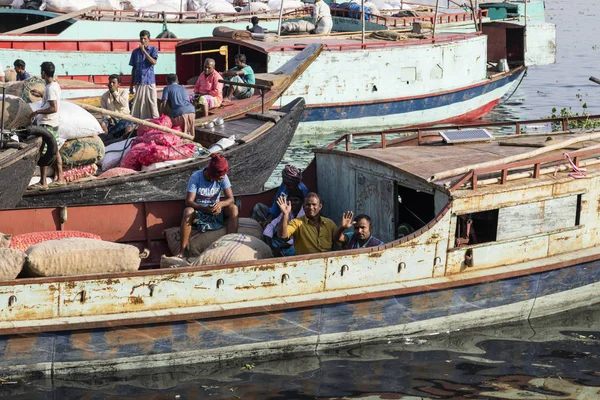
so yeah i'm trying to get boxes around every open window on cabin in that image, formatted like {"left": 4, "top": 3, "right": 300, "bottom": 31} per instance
{"left": 395, "top": 185, "right": 435, "bottom": 239}
{"left": 454, "top": 194, "right": 583, "bottom": 248}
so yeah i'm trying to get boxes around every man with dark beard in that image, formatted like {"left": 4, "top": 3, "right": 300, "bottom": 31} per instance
{"left": 333, "top": 212, "right": 384, "bottom": 249}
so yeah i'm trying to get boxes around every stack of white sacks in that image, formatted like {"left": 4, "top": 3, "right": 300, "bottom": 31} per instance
{"left": 10, "top": 0, "right": 310, "bottom": 14}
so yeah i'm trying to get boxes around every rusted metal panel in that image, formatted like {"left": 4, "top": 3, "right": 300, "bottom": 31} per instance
{"left": 0, "top": 283, "right": 58, "bottom": 321}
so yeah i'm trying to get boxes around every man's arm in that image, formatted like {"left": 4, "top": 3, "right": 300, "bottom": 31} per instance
{"left": 129, "top": 67, "right": 136, "bottom": 94}
{"left": 276, "top": 196, "right": 293, "bottom": 239}
{"left": 218, "top": 187, "right": 234, "bottom": 208}
{"left": 140, "top": 46, "right": 157, "bottom": 65}
{"left": 184, "top": 192, "right": 212, "bottom": 213}
{"left": 31, "top": 100, "right": 58, "bottom": 119}
{"left": 114, "top": 89, "right": 129, "bottom": 108}
{"left": 208, "top": 74, "right": 223, "bottom": 97}
{"left": 160, "top": 99, "right": 168, "bottom": 115}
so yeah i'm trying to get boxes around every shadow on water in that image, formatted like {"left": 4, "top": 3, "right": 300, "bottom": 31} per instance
{"left": 4, "top": 303, "right": 600, "bottom": 399}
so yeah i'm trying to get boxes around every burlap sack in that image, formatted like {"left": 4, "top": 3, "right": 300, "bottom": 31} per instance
{"left": 0, "top": 248, "right": 26, "bottom": 281}
{"left": 4, "top": 68, "right": 17, "bottom": 82}
{"left": 0, "top": 94, "right": 33, "bottom": 130}
{"left": 60, "top": 135, "right": 106, "bottom": 166}
{"left": 0, "top": 232, "right": 11, "bottom": 248}
{"left": 4, "top": 76, "right": 45, "bottom": 103}
{"left": 192, "top": 233, "right": 272, "bottom": 266}
{"left": 163, "top": 218, "right": 264, "bottom": 257}
{"left": 159, "top": 254, "right": 198, "bottom": 269}
{"left": 25, "top": 238, "right": 142, "bottom": 277}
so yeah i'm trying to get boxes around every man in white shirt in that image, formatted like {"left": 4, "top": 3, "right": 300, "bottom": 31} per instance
{"left": 30, "top": 61, "right": 64, "bottom": 187}
{"left": 313, "top": 0, "right": 332, "bottom": 34}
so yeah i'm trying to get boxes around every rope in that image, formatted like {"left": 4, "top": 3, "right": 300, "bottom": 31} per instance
{"left": 498, "top": 67, "right": 528, "bottom": 105}
{"left": 563, "top": 152, "right": 587, "bottom": 179}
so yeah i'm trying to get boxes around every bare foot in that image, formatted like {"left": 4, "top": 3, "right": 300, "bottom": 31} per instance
{"left": 29, "top": 181, "right": 48, "bottom": 189}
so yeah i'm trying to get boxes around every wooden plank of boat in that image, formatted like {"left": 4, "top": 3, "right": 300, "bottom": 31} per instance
{"left": 3, "top": 6, "right": 97, "bottom": 35}
{"left": 17, "top": 97, "right": 306, "bottom": 208}
{"left": 0, "top": 137, "right": 41, "bottom": 209}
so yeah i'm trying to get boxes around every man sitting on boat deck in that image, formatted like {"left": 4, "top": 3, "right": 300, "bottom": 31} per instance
{"left": 30, "top": 61, "right": 64, "bottom": 187}
{"left": 277, "top": 192, "right": 337, "bottom": 255}
{"left": 193, "top": 58, "right": 223, "bottom": 118}
{"left": 247, "top": 16, "right": 265, "bottom": 34}
{"left": 222, "top": 54, "right": 255, "bottom": 101}
{"left": 160, "top": 73, "right": 196, "bottom": 136}
{"left": 177, "top": 154, "right": 239, "bottom": 257}
{"left": 263, "top": 187, "right": 305, "bottom": 256}
{"left": 99, "top": 74, "right": 135, "bottom": 140}
{"left": 333, "top": 212, "right": 384, "bottom": 249}
{"left": 129, "top": 30, "right": 159, "bottom": 120}
{"left": 313, "top": 0, "right": 333, "bottom": 34}
{"left": 13, "top": 59, "right": 30, "bottom": 81}
{"left": 252, "top": 164, "right": 309, "bottom": 229}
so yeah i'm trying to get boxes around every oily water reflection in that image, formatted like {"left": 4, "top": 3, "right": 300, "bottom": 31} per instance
{"left": 6, "top": 0, "right": 600, "bottom": 398}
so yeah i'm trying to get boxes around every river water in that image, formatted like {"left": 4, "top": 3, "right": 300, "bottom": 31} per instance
{"left": 9, "top": 1, "right": 600, "bottom": 398}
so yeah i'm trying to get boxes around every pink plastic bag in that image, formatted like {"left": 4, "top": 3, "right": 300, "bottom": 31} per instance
{"left": 119, "top": 143, "right": 148, "bottom": 171}
{"left": 139, "top": 143, "right": 195, "bottom": 166}
{"left": 137, "top": 114, "right": 173, "bottom": 140}
{"left": 143, "top": 131, "right": 183, "bottom": 147}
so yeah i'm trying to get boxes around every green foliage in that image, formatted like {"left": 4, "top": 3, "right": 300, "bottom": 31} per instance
{"left": 547, "top": 93, "right": 600, "bottom": 130}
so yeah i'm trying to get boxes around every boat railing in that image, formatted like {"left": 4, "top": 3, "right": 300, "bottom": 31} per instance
{"left": 270, "top": 31, "right": 481, "bottom": 52}
{"left": 328, "top": 8, "right": 487, "bottom": 28}
{"left": 218, "top": 79, "right": 271, "bottom": 113}
{"left": 324, "top": 114, "right": 600, "bottom": 151}
{"left": 85, "top": 7, "right": 313, "bottom": 23}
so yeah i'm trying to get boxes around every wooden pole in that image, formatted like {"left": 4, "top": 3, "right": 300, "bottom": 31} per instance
{"left": 468, "top": 0, "right": 478, "bottom": 32}
{"left": 590, "top": 76, "right": 600, "bottom": 85}
{"left": 361, "top": 0, "right": 366, "bottom": 44}
{"left": 277, "top": 0, "right": 285, "bottom": 36}
{"left": 70, "top": 101, "right": 196, "bottom": 141}
{"left": 3, "top": 6, "right": 97, "bottom": 35}
{"left": 432, "top": 0, "right": 440, "bottom": 39}
{"left": 429, "top": 130, "right": 600, "bottom": 182}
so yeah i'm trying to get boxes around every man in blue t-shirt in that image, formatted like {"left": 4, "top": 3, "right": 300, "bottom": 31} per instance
{"left": 178, "top": 154, "right": 239, "bottom": 257}
{"left": 161, "top": 73, "right": 196, "bottom": 136}
{"left": 333, "top": 212, "right": 384, "bottom": 250}
{"left": 129, "top": 30, "right": 159, "bottom": 120}
{"left": 222, "top": 53, "right": 255, "bottom": 100}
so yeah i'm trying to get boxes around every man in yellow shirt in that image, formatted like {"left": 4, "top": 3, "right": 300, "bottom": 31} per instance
{"left": 277, "top": 192, "right": 337, "bottom": 255}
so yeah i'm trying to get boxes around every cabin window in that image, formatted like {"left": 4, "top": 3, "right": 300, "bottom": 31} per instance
{"left": 454, "top": 194, "right": 581, "bottom": 247}
{"left": 396, "top": 185, "right": 435, "bottom": 238}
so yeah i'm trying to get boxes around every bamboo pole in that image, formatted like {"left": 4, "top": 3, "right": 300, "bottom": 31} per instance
{"left": 361, "top": 0, "right": 366, "bottom": 44}
{"left": 428, "top": 130, "right": 600, "bottom": 182}
{"left": 432, "top": 0, "right": 440, "bottom": 39}
{"left": 70, "top": 101, "right": 195, "bottom": 141}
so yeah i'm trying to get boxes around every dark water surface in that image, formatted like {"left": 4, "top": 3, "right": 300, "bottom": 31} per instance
{"left": 11, "top": 1, "right": 600, "bottom": 398}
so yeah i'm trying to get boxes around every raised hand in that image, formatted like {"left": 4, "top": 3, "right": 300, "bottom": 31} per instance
{"left": 341, "top": 211, "right": 354, "bottom": 229}
{"left": 277, "top": 194, "right": 292, "bottom": 215}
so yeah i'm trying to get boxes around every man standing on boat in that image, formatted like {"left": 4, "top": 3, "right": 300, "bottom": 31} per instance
{"left": 333, "top": 212, "right": 384, "bottom": 249}
{"left": 129, "top": 30, "right": 159, "bottom": 120}
{"left": 222, "top": 54, "right": 255, "bottom": 100}
{"left": 160, "top": 73, "right": 196, "bottom": 136}
{"left": 30, "top": 61, "right": 64, "bottom": 187}
{"left": 313, "top": 0, "right": 333, "bottom": 34}
{"left": 177, "top": 154, "right": 239, "bottom": 257}
{"left": 193, "top": 58, "right": 223, "bottom": 117}
{"left": 277, "top": 192, "right": 337, "bottom": 255}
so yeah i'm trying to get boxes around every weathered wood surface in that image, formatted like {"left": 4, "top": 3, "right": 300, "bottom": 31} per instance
{"left": 17, "top": 98, "right": 305, "bottom": 208}
{"left": 2, "top": 6, "right": 96, "bottom": 35}
{"left": 0, "top": 138, "right": 40, "bottom": 209}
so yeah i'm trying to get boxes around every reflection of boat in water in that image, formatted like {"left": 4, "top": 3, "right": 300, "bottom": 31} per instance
{"left": 1, "top": 115, "right": 600, "bottom": 380}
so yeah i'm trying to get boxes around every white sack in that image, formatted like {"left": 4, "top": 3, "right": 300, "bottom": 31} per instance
{"left": 11, "top": 0, "right": 24, "bottom": 8}
{"left": 94, "top": 0, "right": 123, "bottom": 9}
{"left": 101, "top": 137, "right": 135, "bottom": 171}
{"left": 139, "top": 3, "right": 180, "bottom": 18}
{"left": 204, "top": 0, "right": 236, "bottom": 13}
{"left": 267, "top": 0, "right": 303, "bottom": 10}
{"left": 241, "top": 2, "right": 269, "bottom": 12}
{"left": 30, "top": 100, "right": 103, "bottom": 140}
{"left": 45, "top": 0, "right": 96, "bottom": 12}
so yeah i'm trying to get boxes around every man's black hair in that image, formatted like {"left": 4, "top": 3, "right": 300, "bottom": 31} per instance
{"left": 40, "top": 61, "right": 55, "bottom": 78}
{"left": 287, "top": 187, "right": 305, "bottom": 201}
{"left": 139, "top": 30, "right": 151, "bottom": 38}
{"left": 108, "top": 74, "right": 122, "bottom": 83}
{"left": 234, "top": 54, "right": 247, "bottom": 64}
{"left": 251, "top": 16, "right": 259, "bottom": 25}
{"left": 13, "top": 59, "right": 25, "bottom": 69}
{"left": 353, "top": 214, "right": 372, "bottom": 226}
{"left": 166, "top": 73, "right": 178, "bottom": 84}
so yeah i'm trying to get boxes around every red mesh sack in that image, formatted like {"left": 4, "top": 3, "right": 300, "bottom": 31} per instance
{"left": 9, "top": 231, "right": 102, "bottom": 252}
{"left": 138, "top": 143, "right": 195, "bottom": 166}
{"left": 119, "top": 143, "right": 149, "bottom": 171}
{"left": 142, "top": 131, "right": 183, "bottom": 147}
{"left": 136, "top": 114, "right": 173, "bottom": 140}
{"left": 98, "top": 167, "right": 137, "bottom": 179}
{"left": 62, "top": 164, "right": 98, "bottom": 183}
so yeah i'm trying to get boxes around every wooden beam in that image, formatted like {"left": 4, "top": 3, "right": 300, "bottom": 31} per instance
{"left": 3, "top": 6, "right": 97, "bottom": 35}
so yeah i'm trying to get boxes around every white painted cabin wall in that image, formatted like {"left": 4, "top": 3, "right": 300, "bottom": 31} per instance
{"left": 270, "top": 35, "right": 489, "bottom": 107}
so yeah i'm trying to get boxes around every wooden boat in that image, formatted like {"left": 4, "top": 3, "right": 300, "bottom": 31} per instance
{"left": 0, "top": 137, "right": 40, "bottom": 209}
{"left": 1, "top": 114, "right": 600, "bottom": 378}
{"left": 18, "top": 97, "right": 305, "bottom": 208}
{"left": 75, "top": 43, "right": 323, "bottom": 127}
{"left": 177, "top": 16, "right": 555, "bottom": 133}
